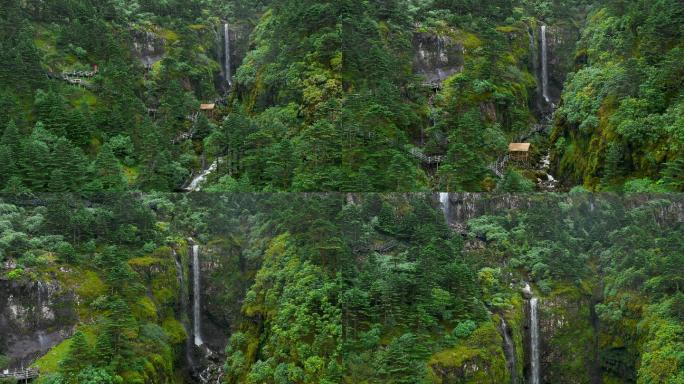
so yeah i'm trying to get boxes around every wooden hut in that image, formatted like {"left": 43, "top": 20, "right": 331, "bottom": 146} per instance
{"left": 200, "top": 103, "right": 216, "bottom": 118}
{"left": 509, "top": 143, "right": 531, "bottom": 162}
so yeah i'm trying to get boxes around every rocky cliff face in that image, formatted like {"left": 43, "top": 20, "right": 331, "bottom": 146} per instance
{"left": 541, "top": 23, "right": 581, "bottom": 105}
{"left": 0, "top": 275, "right": 78, "bottom": 368}
{"left": 441, "top": 193, "right": 533, "bottom": 226}
{"left": 413, "top": 31, "right": 464, "bottom": 87}
{"left": 131, "top": 29, "right": 166, "bottom": 68}
{"left": 527, "top": 286, "right": 601, "bottom": 384}
{"left": 197, "top": 243, "right": 239, "bottom": 354}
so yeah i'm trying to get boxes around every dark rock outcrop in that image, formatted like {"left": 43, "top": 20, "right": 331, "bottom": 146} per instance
{"left": 0, "top": 277, "right": 77, "bottom": 368}
{"left": 413, "top": 32, "right": 464, "bottom": 87}
{"left": 131, "top": 30, "right": 166, "bottom": 68}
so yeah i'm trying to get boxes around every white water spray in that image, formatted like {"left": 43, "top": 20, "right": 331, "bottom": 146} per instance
{"left": 224, "top": 23, "right": 232, "bottom": 86}
{"left": 185, "top": 160, "right": 218, "bottom": 192}
{"left": 541, "top": 25, "right": 550, "bottom": 104}
{"left": 192, "top": 244, "right": 203, "bottom": 347}
{"left": 530, "top": 297, "right": 540, "bottom": 384}
{"left": 440, "top": 192, "right": 450, "bottom": 222}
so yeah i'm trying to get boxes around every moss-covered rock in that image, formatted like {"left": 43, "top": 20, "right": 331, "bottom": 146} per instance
{"left": 428, "top": 321, "right": 509, "bottom": 383}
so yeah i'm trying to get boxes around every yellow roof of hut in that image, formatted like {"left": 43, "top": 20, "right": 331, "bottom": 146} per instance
{"left": 509, "top": 143, "right": 531, "bottom": 152}
{"left": 200, "top": 103, "right": 216, "bottom": 111}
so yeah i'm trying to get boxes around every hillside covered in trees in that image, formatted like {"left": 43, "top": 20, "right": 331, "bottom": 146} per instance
{"left": 1, "top": 0, "right": 682, "bottom": 192}
{"left": 0, "top": 193, "right": 682, "bottom": 383}
{"left": 1, "top": 1, "right": 683, "bottom": 383}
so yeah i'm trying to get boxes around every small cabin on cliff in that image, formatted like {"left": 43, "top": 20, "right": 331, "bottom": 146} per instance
{"left": 509, "top": 143, "right": 531, "bottom": 162}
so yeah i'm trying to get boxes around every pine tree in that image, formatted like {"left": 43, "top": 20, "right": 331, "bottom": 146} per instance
{"left": 60, "top": 330, "right": 92, "bottom": 381}
{"left": 48, "top": 169, "right": 69, "bottom": 192}
{"left": 34, "top": 90, "right": 69, "bottom": 137}
{"left": 386, "top": 151, "right": 414, "bottom": 191}
{"left": 0, "top": 145, "right": 17, "bottom": 187}
{"left": 51, "top": 137, "right": 88, "bottom": 190}
{"left": 601, "top": 142, "right": 624, "bottom": 188}
{"left": 106, "top": 297, "right": 137, "bottom": 361}
{"left": 65, "top": 109, "right": 92, "bottom": 147}
{"left": 1, "top": 176, "right": 30, "bottom": 194}
{"left": 90, "top": 143, "right": 126, "bottom": 191}
{"left": 1, "top": 120, "right": 22, "bottom": 149}
{"left": 662, "top": 158, "right": 684, "bottom": 191}
{"left": 94, "top": 324, "right": 114, "bottom": 364}
{"left": 21, "top": 135, "right": 51, "bottom": 190}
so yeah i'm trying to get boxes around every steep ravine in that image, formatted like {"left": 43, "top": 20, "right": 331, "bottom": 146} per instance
{"left": 436, "top": 193, "right": 649, "bottom": 384}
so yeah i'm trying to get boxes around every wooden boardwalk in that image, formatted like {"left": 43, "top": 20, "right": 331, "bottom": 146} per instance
{"left": 405, "top": 145, "right": 445, "bottom": 165}
{"left": 0, "top": 368, "right": 40, "bottom": 382}
{"left": 489, "top": 154, "right": 510, "bottom": 179}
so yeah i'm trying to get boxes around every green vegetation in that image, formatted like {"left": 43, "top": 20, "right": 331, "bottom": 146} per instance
{"left": 552, "top": 0, "right": 684, "bottom": 191}
{"left": 0, "top": 194, "right": 186, "bottom": 383}
{"left": 4, "top": 0, "right": 681, "bottom": 191}
{"left": 3, "top": 193, "right": 681, "bottom": 383}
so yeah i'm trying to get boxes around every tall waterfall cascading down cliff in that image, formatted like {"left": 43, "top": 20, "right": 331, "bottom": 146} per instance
{"left": 523, "top": 283, "right": 541, "bottom": 384}
{"left": 191, "top": 244, "right": 203, "bottom": 347}
{"left": 541, "top": 25, "right": 550, "bottom": 105}
{"left": 224, "top": 23, "right": 232, "bottom": 86}
{"left": 524, "top": 282, "right": 541, "bottom": 384}
{"left": 440, "top": 192, "right": 450, "bottom": 222}
{"left": 535, "top": 24, "right": 558, "bottom": 191}
{"left": 530, "top": 297, "right": 540, "bottom": 384}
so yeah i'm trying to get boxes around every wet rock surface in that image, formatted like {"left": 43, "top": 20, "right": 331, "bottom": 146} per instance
{"left": 0, "top": 277, "right": 77, "bottom": 368}
{"left": 413, "top": 32, "right": 464, "bottom": 87}
{"left": 131, "top": 29, "right": 166, "bottom": 68}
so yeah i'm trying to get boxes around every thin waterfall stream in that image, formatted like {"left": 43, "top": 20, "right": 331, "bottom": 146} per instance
{"left": 191, "top": 244, "right": 203, "bottom": 347}
{"left": 541, "top": 25, "right": 550, "bottom": 105}
{"left": 500, "top": 317, "right": 519, "bottom": 384}
{"left": 534, "top": 24, "right": 559, "bottom": 191}
{"left": 530, "top": 297, "right": 540, "bottom": 384}
{"left": 524, "top": 283, "right": 541, "bottom": 384}
{"left": 440, "top": 192, "right": 450, "bottom": 223}
{"left": 185, "top": 160, "right": 218, "bottom": 192}
{"left": 224, "top": 23, "right": 232, "bottom": 86}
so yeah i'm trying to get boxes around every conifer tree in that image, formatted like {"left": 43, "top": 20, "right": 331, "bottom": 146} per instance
{"left": 60, "top": 330, "right": 92, "bottom": 381}
{"left": 89, "top": 143, "right": 127, "bottom": 191}
{"left": 0, "top": 145, "right": 17, "bottom": 187}
{"left": 48, "top": 169, "right": 69, "bottom": 192}
{"left": 1, "top": 120, "right": 22, "bottom": 149}
{"left": 1, "top": 176, "right": 30, "bottom": 194}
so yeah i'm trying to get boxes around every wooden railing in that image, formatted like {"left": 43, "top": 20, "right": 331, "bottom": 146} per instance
{"left": 489, "top": 154, "right": 510, "bottom": 179}
{"left": 405, "top": 145, "right": 445, "bottom": 165}
{"left": 0, "top": 368, "right": 40, "bottom": 380}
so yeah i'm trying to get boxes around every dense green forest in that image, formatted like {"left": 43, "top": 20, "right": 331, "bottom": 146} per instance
{"left": 551, "top": 0, "right": 684, "bottom": 191}
{"left": 0, "top": 193, "right": 682, "bottom": 383}
{"left": 1, "top": 0, "right": 682, "bottom": 191}
{"left": 1, "top": 1, "right": 683, "bottom": 383}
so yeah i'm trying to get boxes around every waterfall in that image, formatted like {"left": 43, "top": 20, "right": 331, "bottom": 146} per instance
{"left": 527, "top": 26, "right": 543, "bottom": 113}
{"left": 541, "top": 25, "right": 550, "bottom": 104}
{"left": 500, "top": 317, "right": 518, "bottom": 384}
{"left": 440, "top": 192, "right": 450, "bottom": 223}
{"left": 191, "top": 244, "right": 203, "bottom": 347}
{"left": 185, "top": 160, "right": 218, "bottom": 192}
{"left": 224, "top": 23, "right": 232, "bottom": 86}
{"left": 530, "top": 297, "right": 540, "bottom": 384}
